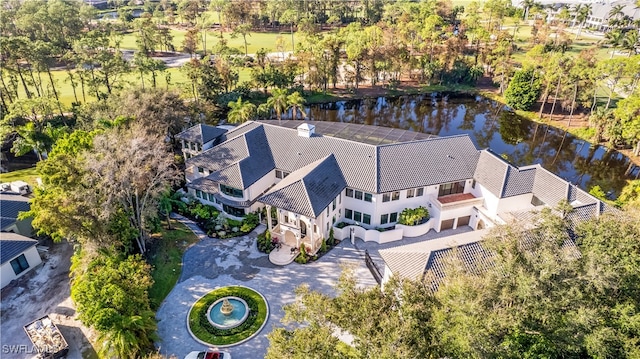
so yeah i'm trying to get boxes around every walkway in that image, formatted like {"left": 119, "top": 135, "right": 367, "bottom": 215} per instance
{"left": 157, "top": 216, "right": 377, "bottom": 359}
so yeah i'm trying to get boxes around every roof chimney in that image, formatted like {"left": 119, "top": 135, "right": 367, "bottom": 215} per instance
{"left": 297, "top": 123, "right": 315, "bottom": 138}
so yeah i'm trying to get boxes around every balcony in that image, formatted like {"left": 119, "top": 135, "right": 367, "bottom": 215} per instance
{"left": 432, "top": 193, "right": 483, "bottom": 212}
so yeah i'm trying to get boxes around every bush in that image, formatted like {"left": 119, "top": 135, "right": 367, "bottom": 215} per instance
{"left": 257, "top": 230, "right": 274, "bottom": 253}
{"left": 504, "top": 67, "right": 542, "bottom": 111}
{"left": 398, "top": 206, "right": 430, "bottom": 226}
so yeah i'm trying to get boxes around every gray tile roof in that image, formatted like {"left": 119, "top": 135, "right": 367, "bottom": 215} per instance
{"left": 377, "top": 136, "right": 480, "bottom": 192}
{"left": 188, "top": 125, "right": 275, "bottom": 189}
{"left": 259, "top": 154, "right": 347, "bottom": 218}
{"left": 0, "top": 232, "right": 37, "bottom": 265}
{"left": 0, "top": 194, "right": 31, "bottom": 231}
{"left": 176, "top": 124, "right": 227, "bottom": 144}
{"left": 502, "top": 166, "right": 536, "bottom": 198}
{"left": 532, "top": 167, "right": 570, "bottom": 207}
{"left": 473, "top": 150, "right": 509, "bottom": 197}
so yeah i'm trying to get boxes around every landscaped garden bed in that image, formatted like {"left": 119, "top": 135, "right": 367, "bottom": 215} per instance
{"left": 167, "top": 192, "right": 260, "bottom": 238}
{"left": 187, "top": 286, "right": 268, "bottom": 346}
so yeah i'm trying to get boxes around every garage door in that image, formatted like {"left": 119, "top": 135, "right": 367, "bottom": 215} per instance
{"left": 457, "top": 215, "right": 471, "bottom": 227}
{"left": 440, "top": 219, "right": 454, "bottom": 230}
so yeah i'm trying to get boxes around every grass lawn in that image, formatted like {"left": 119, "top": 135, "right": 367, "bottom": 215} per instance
{"left": 0, "top": 167, "right": 40, "bottom": 188}
{"left": 118, "top": 29, "right": 298, "bottom": 55}
{"left": 148, "top": 219, "right": 200, "bottom": 310}
{"left": 15, "top": 66, "right": 252, "bottom": 109}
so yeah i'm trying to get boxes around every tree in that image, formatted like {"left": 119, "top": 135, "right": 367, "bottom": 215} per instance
{"left": 505, "top": 67, "right": 542, "bottom": 110}
{"left": 71, "top": 251, "right": 156, "bottom": 359}
{"left": 83, "top": 123, "right": 180, "bottom": 253}
{"left": 266, "top": 88, "right": 289, "bottom": 122}
{"left": 287, "top": 91, "right": 306, "bottom": 120}
{"left": 227, "top": 97, "right": 256, "bottom": 124}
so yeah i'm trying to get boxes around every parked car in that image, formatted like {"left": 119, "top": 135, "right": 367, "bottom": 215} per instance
{"left": 184, "top": 349, "right": 231, "bottom": 359}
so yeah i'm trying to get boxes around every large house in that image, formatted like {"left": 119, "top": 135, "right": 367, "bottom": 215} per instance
{"left": 180, "top": 121, "right": 606, "bottom": 256}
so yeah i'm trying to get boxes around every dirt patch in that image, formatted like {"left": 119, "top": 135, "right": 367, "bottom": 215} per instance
{"left": 0, "top": 241, "right": 97, "bottom": 359}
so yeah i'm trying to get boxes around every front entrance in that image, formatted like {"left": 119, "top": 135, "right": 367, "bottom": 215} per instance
{"left": 300, "top": 221, "right": 307, "bottom": 236}
{"left": 284, "top": 230, "right": 297, "bottom": 247}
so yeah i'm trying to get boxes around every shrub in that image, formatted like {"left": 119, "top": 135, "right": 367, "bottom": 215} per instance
{"left": 257, "top": 230, "right": 274, "bottom": 253}
{"left": 504, "top": 67, "right": 542, "bottom": 111}
{"left": 294, "top": 244, "right": 308, "bottom": 264}
{"left": 398, "top": 206, "right": 430, "bottom": 226}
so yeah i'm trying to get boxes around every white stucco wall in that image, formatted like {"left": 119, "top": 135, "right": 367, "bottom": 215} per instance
{"left": 1, "top": 246, "right": 42, "bottom": 289}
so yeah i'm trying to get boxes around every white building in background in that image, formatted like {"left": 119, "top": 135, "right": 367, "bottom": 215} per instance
{"left": 179, "top": 121, "right": 607, "bottom": 255}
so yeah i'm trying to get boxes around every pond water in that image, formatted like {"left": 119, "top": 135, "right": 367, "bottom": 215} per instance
{"left": 295, "top": 94, "right": 638, "bottom": 198}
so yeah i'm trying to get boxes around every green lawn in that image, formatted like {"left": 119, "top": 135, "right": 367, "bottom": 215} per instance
{"left": 14, "top": 66, "right": 252, "bottom": 109}
{"left": 148, "top": 219, "right": 200, "bottom": 310}
{"left": 0, "top": 167, "right": 40, "bottom": 188}
{"left": 118, "top": 29, "right": 298, "bottom": 55}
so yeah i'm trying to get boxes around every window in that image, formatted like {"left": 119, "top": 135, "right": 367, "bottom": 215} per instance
{"left": 390, "top": 212, "right": 398, "bottom": 222}
{"left": 346, "top": 188, "right": 354, "bottom": 197}
{"left": 416, "top": 187, "right": 424, "bottom": 196}
{"left": 10, "top": 254, "right": 29, "bottom": 275}
{"left": 438, "top": 181, "right": 466, "bottom": 196}
{"left": 407, "top": 189, "right": 415, "bottom": 198}
{"left": 355, "top": 190, "right": 363, "bottom": 200}
{"left": 363, "top": 214, "right": 371, "bottom": 225}
{"left": 332, "top": 199, "right": 336, "bottom": 210}
{"left": 220, "top": 184, "right": 243, "bottom": 198}
{"left": 380, "top": 214, "right": 389, "bottom": 224}
{"left": 223, "top": 204, "right": 245, "bottom": 217}
{"left": 276, "top": 170, "right": 283, "bottom": 179}
{"left": 392, "top": 191, "right": 400, "bottom": 201}
{"left": 198, "top": 167, "right": 204, "bottom": 174}
{"left": 353, "top": 211, "right": 362, "bottom": 222}
{"left": 196, "top": 189, "right": 202, "bottom": 198}
{"left": 382, "top": 193, "right": 391, "bottom": 202}
{"left": 364, "top": 193, "right": 372, "bottom": 202}
{"left": 345, "top": 209, "right": 353, "bottom": 220}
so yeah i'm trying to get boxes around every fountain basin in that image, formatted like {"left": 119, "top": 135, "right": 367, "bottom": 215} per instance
{"left": 206, "top": 297, "right": 249, "bottom": 329}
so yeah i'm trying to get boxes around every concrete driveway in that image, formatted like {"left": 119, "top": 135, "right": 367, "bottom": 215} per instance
{"left": 155, "top": 223, "right": 378, "bottom": 359}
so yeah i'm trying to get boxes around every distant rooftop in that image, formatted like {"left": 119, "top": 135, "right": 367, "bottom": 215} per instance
{"left": 258, "top": 120, "right": 437, "bottom": 146}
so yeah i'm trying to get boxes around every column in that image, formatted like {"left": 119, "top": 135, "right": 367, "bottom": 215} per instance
{"left": 266, "top": 205, "right": 273, "bottom": 232}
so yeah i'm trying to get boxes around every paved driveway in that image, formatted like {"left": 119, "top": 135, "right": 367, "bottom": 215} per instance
{"left": 156, "top": 223, "right": 378, "bottom": 359}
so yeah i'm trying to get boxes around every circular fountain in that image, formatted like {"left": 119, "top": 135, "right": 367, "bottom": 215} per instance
{"left": 206, "top": 297, "right": 249, "bottom": 329}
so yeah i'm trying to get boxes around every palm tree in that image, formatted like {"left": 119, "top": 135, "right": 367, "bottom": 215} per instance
{"left": 608, "top": 4, "right": 626, "bottom": 28}
{"left": 266, "top": 88, "right": 290, "bottom": 123}
{"left": 606, "top": 30, "right": 624, "bottom": 58}
{"left": 287, "top": 91, "right": 307, "bottom": 120}
{"left": 622, "top": 30, "right": 639, "bottom": 56}
{"left": 574, "top": 4, "right": 592, "bottom": 39}
{"left": 227, "top": 97, "right": 257, "bottom": 124}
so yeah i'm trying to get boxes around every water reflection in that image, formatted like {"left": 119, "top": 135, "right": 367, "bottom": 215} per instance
{"left": 295, "top": 95, "right": 639, "bottom": 197}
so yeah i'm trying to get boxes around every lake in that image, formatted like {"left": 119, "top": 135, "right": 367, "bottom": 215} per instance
{"left": 294, "top": 94, "right": 638, "bottom": 198}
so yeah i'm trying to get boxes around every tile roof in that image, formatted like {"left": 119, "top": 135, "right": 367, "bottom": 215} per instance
{"left": 473, "top": 150, "right": 509, "bottom": 197}
{"left": 0, "top": 232, "right": 37, "bottom": 264}
{"left": 176, "top": 124, "right": 227, "bottom": 144}
{"left": 259, "top": 155, "right": 347, "bottom": 218}
{"left": 0, "top": 194, "right": 31, "bottom": 231}
{"left": 377, "top": 136, "right": 480, "bottom": 192}
{"left": 188, "top": 125, "right": 275, "bottom": 189}
{"left": 532, "top": 167, "right": 570, "bottom": 207}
